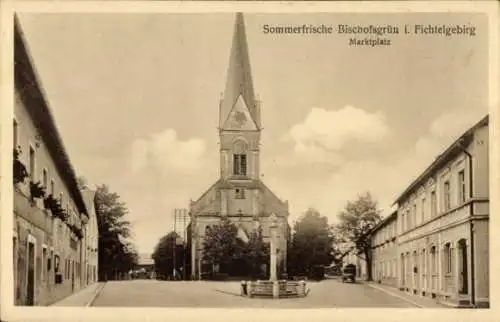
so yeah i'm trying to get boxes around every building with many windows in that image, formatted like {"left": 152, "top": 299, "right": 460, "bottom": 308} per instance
{"left": 369, "top": 211, "right": 398, "bottom": 286}
{"left": 189, "top": 13, "right": 289, "bottom": 280}
{"left": 394, "top": 115, "right": 489, "bottom": 308}
{"left": 81, "top": 188, "right": 99, "bottom": 286}
{"left": 13, "top": 16, "right": 94, "bottom": 306}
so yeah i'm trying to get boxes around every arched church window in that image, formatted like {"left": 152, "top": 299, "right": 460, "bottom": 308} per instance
{"left": 233, "top": 154, "right": 247, "bottom": 176}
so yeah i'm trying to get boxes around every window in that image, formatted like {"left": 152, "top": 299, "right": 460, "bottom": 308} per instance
{"left": 458, "top": 170, "right": 466, "bottom": 203}
{"left": 444, "top": 243, "right": 452, "bottom": 274}
{"left": 42, "top": 169, "right": 48, "bottom": 189}
{"left": 50, "top": 179, "right": 55, "bottom": 195}
{"left": 59, "top": 192, "right": 64, "bottom": 204}
{"left": 42, "top": 247, "right": 47, "bottom": 280}
{"left": 47, "top": 250, "right": 53, "bottom": 272}
{"left": 13, "top": 236, "right": 17, "bottom": 277}
{"left": 431, "top": 190, "right": 437, "bottom": 217}
{"left": 233, "top": 154, "right": 247, "bottom": 176}
{"left": 29, "top": 146, "right": 35, "bottom": 180}
{"left": 443, "top": 181, "right": 451, "bottom": 211}
{"left": 421, "top": 198, "right": 426, "bottom": 223}
{"left": 54, "top": 254, "right": 60, "bottom": 273}
{"left": 413, "top": 204, "right": 417, "bottom": 225}
{"left": 421, "top": 249, "right": 425, "bottom": 275}
{"left": 406, "top": 209, "right": 411, "bottom": 229}
{"left": 235, "top": 188, "right": 245, "bottom": 199}
{"left": 13, "top": 119, "right": 18, "bottom": 149}
{"left": 431, "top": 246, "right": 437, "bottom": 274}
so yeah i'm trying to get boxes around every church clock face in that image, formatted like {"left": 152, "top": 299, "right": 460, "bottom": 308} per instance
{"left": 234, "top": 111, "right": 247, "bottom": 127}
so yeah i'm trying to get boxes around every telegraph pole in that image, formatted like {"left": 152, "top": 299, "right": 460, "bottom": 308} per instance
{"left": 183, "top": 209, "right": 187, "bottom": 280}
{"left": 173, "top": 209, "right": 177, "bottom": 280}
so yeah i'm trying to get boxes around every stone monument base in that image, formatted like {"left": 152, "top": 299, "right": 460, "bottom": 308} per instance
{"left": 241, "top": 280, "right": 307, "bottom": 298}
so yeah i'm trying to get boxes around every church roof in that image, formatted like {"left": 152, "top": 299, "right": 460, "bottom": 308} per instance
{"left": 220, "top": 13, "right": 259, "bottom": 129}
{"left": 190, "top": 178, "right": 288, "bottom": 217}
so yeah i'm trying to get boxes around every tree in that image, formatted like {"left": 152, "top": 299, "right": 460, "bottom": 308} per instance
{"left": 242, "top": 226, "right": 269, "bottom": 278}
{"left": 328, "top": 226, "right": 346, "bottom": 269}
{"left": 152, "top": 231, "right": 185, "bottom": 280}
{"left": 77, "top": 176, "right": 89, "bottom": 190}
{"left": 288, "top": 208, "right": 334, "bottom": 277}
{"left": 95, "top": 184, "right": 138, "bottom": 280}
{"left": 336, "top": 192, "right": 382, "bottom": 281}
{"left": 202, "top": 216, "right": 243, "bottom": 275}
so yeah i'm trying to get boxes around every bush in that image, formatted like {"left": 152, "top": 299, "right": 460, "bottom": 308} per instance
{"left": 13, "top": 147, "right": 29, "bottom": 184}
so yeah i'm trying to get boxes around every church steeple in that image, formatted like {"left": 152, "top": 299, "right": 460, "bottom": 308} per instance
{"left": 218, "top": 13, "right": 261, "bottom": 181}
{"left": 219, "top": 13, "right": 260, "bottom": 130}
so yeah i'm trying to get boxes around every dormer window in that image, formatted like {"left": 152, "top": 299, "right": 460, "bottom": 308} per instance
{"left": 233, "top": 154, "right": 247, "bottom": 176}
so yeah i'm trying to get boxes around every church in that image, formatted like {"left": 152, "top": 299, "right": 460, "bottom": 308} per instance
{"left": 188, "top": 13, "right": 290, "bottom": 280}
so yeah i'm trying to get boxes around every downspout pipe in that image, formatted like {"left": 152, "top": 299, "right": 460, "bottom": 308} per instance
{"left": 457, "top": 141, "right": 475, "bottom": 307}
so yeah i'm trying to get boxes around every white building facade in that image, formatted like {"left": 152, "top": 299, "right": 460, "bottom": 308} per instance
{"left": 13, "top": 17, "right": 91, "bottom": 305}
{"left": 370, "top": 211, "right": 398, "bottom": 287}
{"left": 395, "top": 116, "right": 489, "bottom": 308}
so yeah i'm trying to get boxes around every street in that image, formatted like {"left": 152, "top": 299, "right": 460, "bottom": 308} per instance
{"left": 91, "top": 278, "right": 416, "bottom": 308}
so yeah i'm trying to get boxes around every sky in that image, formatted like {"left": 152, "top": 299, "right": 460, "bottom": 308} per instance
{"left": 17, "top": 12, "right": 489, "bottom": 254}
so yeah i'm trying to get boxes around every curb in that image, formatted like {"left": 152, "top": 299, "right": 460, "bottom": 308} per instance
{"left": 213, "top": 289, "right": 242, "bottom": 297}
{"left": 85, "top": 282, "right": 107, "bottom": 307}
{"left": 365, "top": 283, "right": 423, "bottom": 308}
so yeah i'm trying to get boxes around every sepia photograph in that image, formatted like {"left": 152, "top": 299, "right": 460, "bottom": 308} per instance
{"left": 1, "top": 1, "right": 499, "bottom": 321}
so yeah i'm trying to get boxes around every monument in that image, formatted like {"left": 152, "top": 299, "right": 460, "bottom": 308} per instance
{"left": 241, "top": 213, "right": 307, "bottom": 299}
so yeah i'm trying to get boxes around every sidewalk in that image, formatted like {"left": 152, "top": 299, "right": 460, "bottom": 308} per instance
{"left": 364, "top": 282, "right": 447, "bottom": 308}
{"left": 50, "top": 282, "right": 106, "bottom": 307}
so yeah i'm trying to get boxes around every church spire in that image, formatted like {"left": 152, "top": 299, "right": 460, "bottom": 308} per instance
{"left": 220, "top": 12, "right": 259, "bottom": 129}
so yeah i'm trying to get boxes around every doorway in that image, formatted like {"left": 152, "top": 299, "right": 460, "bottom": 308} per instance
{"left": 458, "top": 239, "right": 468, "bottom": 294}
{"left": 26, "top": 241, "right": 35, "bottom": 306}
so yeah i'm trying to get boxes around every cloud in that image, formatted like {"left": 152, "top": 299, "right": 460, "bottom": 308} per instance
{"left": 289, "top": 106, "right": 390, "bottom": 151}
{"left": 131, "top": 128, "right": 207, "bottom": 174}
{"left": 284, "top": 106, "right": 390, "bottom": 167}
{"left": 415, "top": 109, "right": 484, "bottom": 161}
{"left": 267, "top": 108, "right": 484, "bottom": 226}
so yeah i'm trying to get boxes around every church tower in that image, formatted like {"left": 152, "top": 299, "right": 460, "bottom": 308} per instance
{"left": 189, "top": 13, "right": 289, "bottom": 280}
{"left": 219, "top": 13, "right": 261, "bottom": 182}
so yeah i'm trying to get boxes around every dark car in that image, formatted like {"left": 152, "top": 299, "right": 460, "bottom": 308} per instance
{"left": 341, "top": 264, "right": 356, "bottom": 283}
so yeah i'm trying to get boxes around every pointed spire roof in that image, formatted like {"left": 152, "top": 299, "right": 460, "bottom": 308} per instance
{"left": 220, "top": 13, "right": 258, "bottom": 128}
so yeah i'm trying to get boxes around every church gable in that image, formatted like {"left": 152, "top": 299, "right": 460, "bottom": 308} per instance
{"left": 190, "top": 180, "right": 222, "bottom": 216}
{"left": 222, "top": 95, "right": 258, "bottom": 131}
{"left": 259, "top": 181, "right": 288, "bottom": 217}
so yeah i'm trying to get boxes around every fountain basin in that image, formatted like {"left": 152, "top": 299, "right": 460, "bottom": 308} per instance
{"left": 241, "top": 280, "right": 307, "bottom": 298}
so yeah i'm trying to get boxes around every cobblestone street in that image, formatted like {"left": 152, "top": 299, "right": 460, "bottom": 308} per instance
{"left": 90, "top": 278, "right": 419, "bottom": 308}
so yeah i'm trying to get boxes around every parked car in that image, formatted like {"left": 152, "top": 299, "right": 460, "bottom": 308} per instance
{"left": 341, "top": 264, "right": 356, "bottom": 283}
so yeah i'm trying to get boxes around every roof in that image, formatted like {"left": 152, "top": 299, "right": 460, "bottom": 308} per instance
{"left": 190, "top": 178, "right": 288, "bottom": 216}
{"left": 14, "top": 16, "right": 88, "bottom": 216}
{"left": 81, "top": 189, "right": 96, "bottom": 215}
{"left": 366, "top": 210, "right": 397, "bottom": 235}
{"left": 219, "top": 13, "right": 259, "bottom": 129}
{"left": 393, "top": 114, "right": 489, "bottom": 205}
